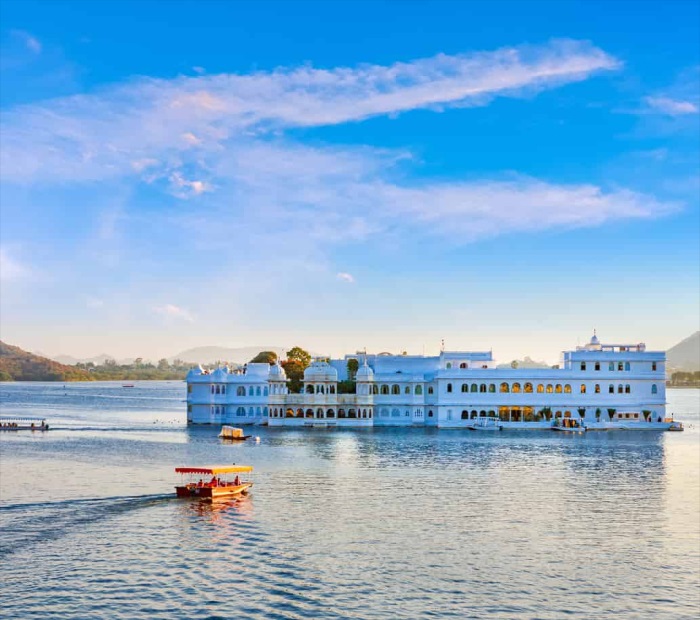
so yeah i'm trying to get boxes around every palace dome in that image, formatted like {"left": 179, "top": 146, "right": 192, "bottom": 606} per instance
{"left": 269, "top": 362, "right": 287, "bottom": 381}
{"left": 303, "top": 360, "right": 338, "bottom": 382}
{"left": 356, "top": 361, "right": 374, "bottom": 381}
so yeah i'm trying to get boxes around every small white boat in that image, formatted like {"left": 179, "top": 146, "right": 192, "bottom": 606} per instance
{"left": 552, "top": 419, "right": 586, "bottom": 433}
{"left": 469, "top": 417, "right": 503, "bottom": 431}
{"left": 218, "top": 426, "right": 251, "bottom": 441}
{"left": 668, "top": 421, "right": 684, "bottom": 432}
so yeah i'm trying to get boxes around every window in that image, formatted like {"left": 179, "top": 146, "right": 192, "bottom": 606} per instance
{"left": 488, "top": 384, "right": 496, "bottom": 393}
{"left": 391, "top": 408, "right": 400, "bottom": 417}
{"left": 428, "top": 410, "right": 433, "bottom": 417}
{"left": 446, "top": 363, "right": 452, "bottom": 369}
{"left": 428, "top": 386, "right": 434, "bottom": 395}
{"left": 625, "top": 384, "right": 630, "bottom": 394}
{"left": 372, "top": 385, "right": 379, "bottom": 394}
{"left": 580, "top": 362, "right": 586, "bottom": 371}
{"left": 263, "top": 387, "right": 268, "bottom": 396}
{"left": 537, "top": 384, "right": 544, "bottom": 393}
{"left": 524, "top": 383, "right": 533, "bottom": 393}
{"left": 652, "top": 362, "right": 657, "bottom": 371}
{"left": 595, "top": 362, "right": 600, "bottom": 371}
{"left": 617, "top": 384, "right": 623, "bottom": 393}
{"left": 609, "top": 384, "right": 614, "bottom": 394}
{"left": 624, "top": 362, "right": 630, "bottom": 371}
{"left": 651, "top": 384, "right": 658, "bottom": 394}
{"left": 211, "top": 385, "right": 215, "bottom": 394}
{"left": 564, "top": 384, "right": 572, "bottom": 394}
{"left": 405, "top": 386, "right": 411, "bottom": 394}
{"left": 595, "top": 384, "right": 600, "bottom": 393}
{"left": 392, "top": 384, "right": 400, "bottom": 395}
{"left": 546, "top": 384, "right": 553, "bottom": 393}
{"left": 460, "top": 362, "right": 468, "bottom": 369}
{"left": 236, "top": 407, "right": 245, "bottom": 416}
{"left": 512, "top": 383, "right": 521, "bottom": 393}
{"left": 618, "top": 362, "right": 624, "bottom": 371}
{"left": 256, "top": 386, "right": 261, "bottom": 396}
{"left": 249, "top": 386, "right": 254, "bottom": 396}
{"left": 471, "top": 383, "right": 478, "bottom": 393}
{"left": 415, "top": 385, "right": 423, "bottom": 395}
{"left": 500, "top": 382, "right": 509, "bottom": 393}
{"left": 447, "top": 383, "right": 453, "bottom": 393}
{"left": 330, "top": 385, "right": 336, "bottom": 394}
{"left": 461, "top": 410, "right": 469, "bottom": 419}
{"left": 555, "top": 384, "right": 562, "bottom": 394}
{"left": 609, "top": 362, "right": 615, "bottom": 371}
{"left": 237, "top": 386, "right": 245, "bottom": 396}
{"left": 381, "top": 385, "right": 389, "bottom": 395}
{"left": 580, "top": 384, "right": 586, "bottom": 394}
{"left": 461, "top": 383, "right": 469, "bottom": 393}
{"left": 480, "top": 384, "right": 487, "bottom": 393}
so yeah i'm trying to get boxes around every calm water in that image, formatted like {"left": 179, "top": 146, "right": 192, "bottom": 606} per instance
{"left": 1, "top": 382, "right": 699, "bottom": 619}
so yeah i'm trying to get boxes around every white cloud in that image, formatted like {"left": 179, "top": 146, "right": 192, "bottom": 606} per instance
{"left": 153, "top": 304, "right": 194, "bottom": 322}
{"left": 644, "top": 96, "right": 698, "bottom": 116}
{"left": 0, "top": 247, "right": 30, "bottom": 282}
{"left": 0, "top": 39, "right": 618, "bottom": 184}
{"left": 336, "top": 272, "right": 355, "bottom": 283}
{"left": 11, "top": 30, "right": 42, "bottom": 54}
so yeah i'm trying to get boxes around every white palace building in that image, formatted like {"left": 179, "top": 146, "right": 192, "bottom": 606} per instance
{"left": 186, "top": 334, "right": 672, "bottom": 430}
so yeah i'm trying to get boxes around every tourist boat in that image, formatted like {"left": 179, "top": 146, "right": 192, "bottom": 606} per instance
{"left": 0, "top": 417, "right": 49, "bottom": 431}
{"left": 122, "top": 384, "right": 135, "bottom": 388}
{"left": 668, "top": 421, "right": 684, "bottom": 432}
{"left": 218, "top": 425, "right": 251, "bottom": 441}
{"left": 552, "top": 418, "right": 586, "bottom": 433}
{"left": 175, "top": 465, "right": 253, "bottom": 501}
{"left": 468, "top": 417, "right": 503, "bottom": 431}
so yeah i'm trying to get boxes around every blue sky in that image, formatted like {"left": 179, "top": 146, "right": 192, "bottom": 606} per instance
{"left": 1, "top": 0, "right": 698, "bottom": 362}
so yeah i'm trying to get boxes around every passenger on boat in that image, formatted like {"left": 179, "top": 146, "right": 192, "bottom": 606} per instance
{"left": 197, "top": 479, "right": 203, "bottom": 488}
{"left": 234, "top": 475, "right": 240, "bottom": 486}
{"left": 210, "top": 476, "right": 218, "bottom": 487}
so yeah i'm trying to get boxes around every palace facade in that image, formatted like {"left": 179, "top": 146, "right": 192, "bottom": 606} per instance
{"left": 186, "top": 334, "right": 668, "bottom": 429}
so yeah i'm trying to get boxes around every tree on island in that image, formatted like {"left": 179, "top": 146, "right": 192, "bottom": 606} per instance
{"left": 282, "top": 346, "right": 311, "bottom": 393}
{"left": 158, "top": 358, "right": 170, "bottom": 370}
{"left": 347, "top": 358, "right": 359, "bottom": 381}
{"left": 250, "top": 351, "right": 278, "bottom": 365}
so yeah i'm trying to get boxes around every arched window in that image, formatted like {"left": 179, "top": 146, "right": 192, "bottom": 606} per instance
{"left": 446, "top": 363, "right": 452, "bottom": 369}
{"left": 595, "top": 362, "right": 600, "bottom": 371}
{"left": 316, "top": 408, "right": 324, "bottom": 418}
{"left": 580, "top": 384, "right": 586, "bottom": 394}
{"left": 248, "top": 407, "right": 254, "bottom": 416}
{"left": 618, "top": 362, "right": 624, "bottom": 371}
{"left": 211, "top": 385, "right": 215, "bottom": 394}
{"left": 215, "top": 385, "right": 220, "bottom": 394}
{"left": 236, "top": 406, "right": 245, "bottom": 416}
{"left": 222, "top": 386, "right": 226, "bottom": 395}
{"left": 500, "top": 382, "right": 509, "bottom": 393}
{"left": 652, "top": 362, "right": 657, "bottom": 371}
{"left": 415, "top": 385, "right": 423, "bottom": 395}
{"left": 306, "top": 385, "right": 314, "bottom": 394}
{"left": 564, "top": 384, "right": 572, "bottom": 394}
{"left": 296, "top": 408, "right": 304, "bottom": 418}
{"left": 512, "top": 383, "right": 521, "bottom": 393}
{"left": 285, "top": 408, "right": 294, "bottom": 418}
{"left": 651, "top": 384, "right": 658, "bottom": 394}
{"left": 555, "top": 384, "right": 562, "bottom": 394}
{"left": 546, "top": 384, "right": 553, "bottom": 394}
{"left": 595, "top": 384, "right": 600, "bottom": 393}
{"left": 381, "top": 385, "right": 389, "bottom": 395}
{"left": 330, "top": 385, "right": 336, "bottom": 394}
{"left": 537, "top": 384, "right": 544, "bottom": 393}
{"left": 256, "top": 407, "right": 262, "bottom": 415}
{"left": 391, "top": 384, "right": 400, "bottom": 395}
{"left": 390, "top": 408, "right": 400, "bottom": 418}
{"left": 625, "top": 384, "right": 630, "bottom": 393}
{"left": 372, "top": 385, "right": 379, "bottom": 394}
{"left": 461, "top": 410, "right": 468, "bottom": 419}
{"left": 249, "top": 386, "right": 254, "bottom": 396}
{"left": 428, "top": 386, "right": 434, "bottom": 395}
{"left": 305, "top": 409, "right": 314, "bottom": 418}
{"left": 263, "top": 387, "right": 268, "bottom": 396}
{"left": 480, "top": 384, "right": 487, "bottom": 393}
{"left": 477, "top": 410, "right": 483, "bottom": 419}
{"left": 609, "top": 362, "right": 615, "bottom": 371}
{"left": 609, "top": 384, "right": 614, "bottom": 394}
{"left": 318, "top": 384, "right": 325, "bottom": 394}
{"left": 617, "top": 384, "right": 623, "bottom": 393}
{"left": 405, "top": 386, "right": 411, "bottom": 394}
{"left": 428, "top": 410, "right": 433, "bottom": 417}
{"left": 327, "top": 409, "right": 335, "bottom": 418}
{"left": 263, "top": 407, "right": 268, "bottom": 416}
{"left": 237, "top": 386, "right": 245, "bottom": 396}
{"left": 459, "top": 362, "right": 468, "bottom": 369}
{"left": 338, "top": 409, "right": 347, "bottom": 418}
{"left": 447, "top": 383, "right": 453, "bottom": 393}
{"left": 489, "top": 384, "right": 496, "bottom": 393}
{"left": 256, "top": 386, "right": 261, "bottom": 396}
{"left": 461, "top": 383, "right": 469, "bottom": 393}
{"left": 471, "top": 383, "right": 478, "bottom": 393}
{"left": 580, "top": 362, "right": 586, "bottom": 371}
{"left": 624, "top": 362, "right": 630, "bottom": 371}
{"left": 524, "top": 383, "right": 533, "bottom": 393}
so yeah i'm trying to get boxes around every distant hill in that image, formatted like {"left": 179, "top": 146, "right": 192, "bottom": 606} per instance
{"left": 667, "top": 331, "right": 700, "bottom": 371}
{"left": 46, "top": 353, "right": 133, "bottom": 366}
{"left": 169, "top": 346, "right": 288, "bottom": 365}
{"left": 0, "top": 342, "right": 93, "bottom": 381}
{"left": 496, "top": 356, "right": 551, "bottom": 369}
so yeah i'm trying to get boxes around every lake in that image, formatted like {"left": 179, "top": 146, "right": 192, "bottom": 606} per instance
{"left": 1, "top": 382, "right": 698, "bottom": 619}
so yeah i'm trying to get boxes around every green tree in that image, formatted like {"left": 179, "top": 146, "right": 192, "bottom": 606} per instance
{"left": 250, "top": 351, "right": 278, "bottom": 364}
{"left": 286, "top": 346, "right": 311, "bottom": 369}
{"left": 282, "top": 359, "right": 304, "bottom": 393}
{"left": 134, "top": 357, "right": 144, "bottom": 367}
{"left": 510, "top": 360, "right": 519, "bottom": 369}
{"left": 158, "top": 358, "right": 170, "bottom": 370}
{"left": 347, "top": 358, "right": 359, "bottom": 381}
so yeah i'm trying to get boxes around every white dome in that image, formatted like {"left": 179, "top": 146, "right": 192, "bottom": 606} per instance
{"left": 269, "top": 362, "right": 287, "bottom": 380}
{"left": 303, "top": 361, "right": 338, "bottom": 382}
{"left": 356, "top": 361, "right": 374, "bottom": 380}
{"left": 590, "top": 332, "right": 600, "bottom": 345}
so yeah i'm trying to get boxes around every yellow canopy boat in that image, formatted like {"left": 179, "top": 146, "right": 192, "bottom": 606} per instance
{"left": 175, "top": 465, "right": 253, "bottom": 501}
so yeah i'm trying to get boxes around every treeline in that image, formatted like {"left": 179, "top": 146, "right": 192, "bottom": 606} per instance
{"left": 669, "top": 371, "right": 700, "bottom": 387}
{"left": 77, "top": 358, "right": 194, "bottom": 381}
{"left": 0, "top": 341, "right": 93, "bottom": 382}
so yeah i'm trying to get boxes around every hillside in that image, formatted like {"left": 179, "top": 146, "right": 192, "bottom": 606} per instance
{"left": 0, "top": 342, "right": 93, "bottom": 381}
{"left": 667, "top": 331, "right": 700, "bottom": 371}
{"left": 496, "top": 356, "right": 551, "bottom": 369}
{"left": 169, "top": 346, "right": 288, "bottom": 364}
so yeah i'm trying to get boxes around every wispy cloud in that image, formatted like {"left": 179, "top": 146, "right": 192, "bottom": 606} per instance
{"left": 11, "top": 30, "right": 42, "bottom": 54}
{"left": 0, "top": 246, "right": 31, "bottom": 282}
{"left": 643, "top": 96, "right": 698, "bottom": 116}
{"left": 0, "top": 39, "right": 618, "bottom": 184}
{"left": 336, "top": 272, "right": 355, "bottom": 283}
{"left": 153, "top": 304, "right": 194, "bottom": 323}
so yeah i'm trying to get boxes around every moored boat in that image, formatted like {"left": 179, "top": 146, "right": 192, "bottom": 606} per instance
{"left": 0, "top": 417, "right": 49, "bottom": 431}
{"left": 468, "top": 416, "right": 503, "bottom": 431}
{"left": 218, "top": 425, "right": 251, "bottom": 441}
{"left": 552, "top": 418, "right": 586, "bottom": 433}
{"left": 175, "top": 465, "right": 253, "bottom": 501}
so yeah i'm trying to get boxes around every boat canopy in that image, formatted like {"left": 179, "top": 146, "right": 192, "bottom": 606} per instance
{"left": 175, "top": 465, "right": 253, "bottom": 475}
